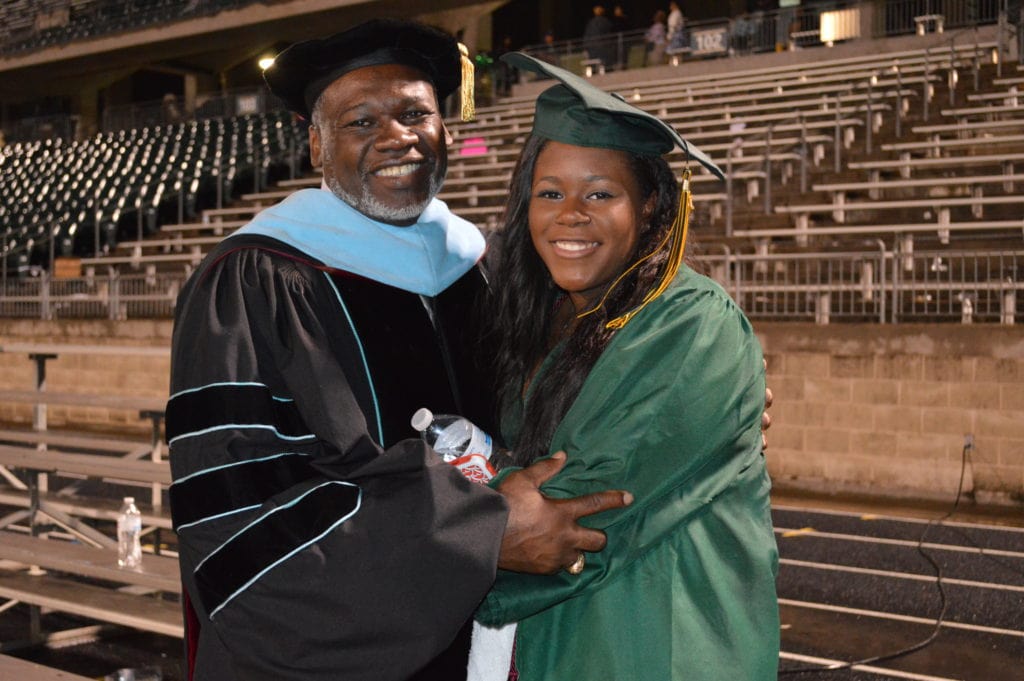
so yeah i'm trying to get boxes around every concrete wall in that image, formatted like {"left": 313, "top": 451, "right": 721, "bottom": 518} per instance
{"left": 0, "top": 319, "right": 1020, "bottom": 508}
{"left": 0, "top": 319, "right": 171, "bottom": 438}
{"left": 758, "top": 322, "right": 1024, "bottom": 507}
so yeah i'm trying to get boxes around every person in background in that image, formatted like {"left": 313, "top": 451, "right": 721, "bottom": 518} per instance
{"left": 645, "top": 9, "right": 668, "bottom": 66}
{"left": 667, "top": 0, "right": 685, "bottom": 49}
{"left": 1012, "top": 0, "right": 1024, "bottom": 59}
{"left": 494, "top": 35, "right": 516, "bottom": 97}
{"left": 537, "top": 29, "right": 559, "bottom": 67}
{"left": 582, "top": 4, "right": 615, "bottom": 70}
{"left": 611, "top": 4, "right": 630, "bottom": 33}
{"left": 468, "top": 52, "right": 780, "bottom": 681}
{"left": 161, "top": 93, "right": 182, "bottom": 125}
{"left": 166, "top": 20, "right": 632, "bottom": 681}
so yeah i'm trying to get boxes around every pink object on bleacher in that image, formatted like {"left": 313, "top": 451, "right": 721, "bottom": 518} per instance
{"left": 459, "top": 136, "right": 488, "bottom": 156}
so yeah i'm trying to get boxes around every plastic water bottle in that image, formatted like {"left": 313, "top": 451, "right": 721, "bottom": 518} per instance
{"left": 117, "top": 496, "right": 142, "bottom": 570}
{"left": 104, "top": 667, "right": 162, "bottom": 681}
{"left": 411, "top": 408, "right": 495, "bottom": 483}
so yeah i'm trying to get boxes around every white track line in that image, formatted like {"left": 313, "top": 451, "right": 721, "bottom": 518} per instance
{"left": 775, "top": 526, "right": 1024, "bottom": 559}
{"left": 773, "top": 503, "right": 1024, "bottom": 533}
{"left": 779, "top": 598, "right": 1024, "bottom": 637}
{"left": 781, "top": 557, "right": 1024, "bottom": 592}
{"left": 779, "top": 651, "right": 964, "bottom": 680}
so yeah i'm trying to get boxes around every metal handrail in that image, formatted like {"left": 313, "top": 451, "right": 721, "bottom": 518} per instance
{"left": 0, "top": 249, "right": 1016, "bottom": 324}
{"left": 693, "top": 248, "right": 1022, "bottom": 324}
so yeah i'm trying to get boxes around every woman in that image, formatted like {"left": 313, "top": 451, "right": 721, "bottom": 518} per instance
{"left": 667, "top": 0, "right": 686, "bottom": 49}
{"left": 471, "top": 53, "right": 779, "bottom": 681}
{"left": 646, "top": 9, "right": 667, "bottom": 66}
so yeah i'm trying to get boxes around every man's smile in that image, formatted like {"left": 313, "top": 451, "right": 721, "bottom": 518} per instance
{"left": 373, "top": 162, "right": 424, "bottom": 177}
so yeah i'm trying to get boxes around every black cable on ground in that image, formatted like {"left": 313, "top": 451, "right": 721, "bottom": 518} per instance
{"left": 944, "top": 514, "right": 1024, "bottom": 580}
{"left": 778, "top": 441, "right": 973, "bottom": 676}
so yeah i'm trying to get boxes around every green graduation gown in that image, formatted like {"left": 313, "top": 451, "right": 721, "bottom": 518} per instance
{"left": 477, "top": 266, "right": 780, "bottom": 680}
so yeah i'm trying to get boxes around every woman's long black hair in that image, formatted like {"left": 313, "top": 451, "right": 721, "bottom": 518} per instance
{"left": 488, "top": 134, "right": 682, "bottom": 466}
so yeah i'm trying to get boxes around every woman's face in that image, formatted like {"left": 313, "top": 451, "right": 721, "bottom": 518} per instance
{"left": 529, "top": 141, "right": 654, "bottom": 312}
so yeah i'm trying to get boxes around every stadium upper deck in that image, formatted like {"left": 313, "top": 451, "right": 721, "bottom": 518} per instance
{"left": 0, "top": 1, "right": 1020, "bottom": 325}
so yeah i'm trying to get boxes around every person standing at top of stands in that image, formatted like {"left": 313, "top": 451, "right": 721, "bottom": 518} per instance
{"left": 611, "top": 4, "right": 630, "bottom": 33}
{"left": 494, "top": 35, "right": 517, "bottom": 97}
{"left": 646, "top": 9, "right": 668, "bottom": 65}
{"left": 667, "top": 1, "right": 685, "bottom": 50}
{"left": 161, "top": 93, "right": 182, "bottom": 125}
{"left": 164, "top": 19, "right": 632, "bottom": 681}
{"left": 582, "top": 5, "right": 616, "bottom": 69}
{"left": 537, "top": 29, "right": 559, "bottom": 67}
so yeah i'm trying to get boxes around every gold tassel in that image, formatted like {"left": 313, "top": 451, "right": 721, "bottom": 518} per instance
{"left": 576, "top": 169, "right": 693, "bottom": 330}
{"left": 458, "top": 42, "right": 475, "bottom": 122}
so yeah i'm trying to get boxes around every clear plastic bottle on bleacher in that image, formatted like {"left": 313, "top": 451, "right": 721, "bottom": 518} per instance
{"left": 117, "top": 496, "right": 142, "bottom": 570}
{"left": 411, "top": 408, "right": 495, "bottom": 483}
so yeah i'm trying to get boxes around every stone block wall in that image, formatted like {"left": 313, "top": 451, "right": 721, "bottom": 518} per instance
{"left": 757, "top": 323, "right": 1024, "bottom": 506}
{"left": 0, "top": 319, "right": 1020, "bottom": 507}
{"left": 0, "top": 319, "right": 172, "bottom": 438}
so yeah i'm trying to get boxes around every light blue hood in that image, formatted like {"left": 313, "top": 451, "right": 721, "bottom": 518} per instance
{"left": 230, "top": 188, "right": 485, "bottom": 296}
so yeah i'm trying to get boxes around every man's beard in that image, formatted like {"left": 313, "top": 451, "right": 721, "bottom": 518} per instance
{"left": 325, "top": 168, "right": 445, "bottom": 224}
{"left": 321, "top": 138, "right": 446, "bottom": 224}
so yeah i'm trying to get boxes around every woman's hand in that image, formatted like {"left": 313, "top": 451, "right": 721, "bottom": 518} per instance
{"left": 762, "top": 358, "right": 773, "bottom": 450}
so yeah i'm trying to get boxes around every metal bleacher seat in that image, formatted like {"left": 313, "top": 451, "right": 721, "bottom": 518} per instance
{"left": 0, "top": 107, "right": 308, "bottom": 275}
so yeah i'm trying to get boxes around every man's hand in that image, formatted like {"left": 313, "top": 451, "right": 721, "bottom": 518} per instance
{"left": 496, "top": 451, "right": 632, "bottom": 574}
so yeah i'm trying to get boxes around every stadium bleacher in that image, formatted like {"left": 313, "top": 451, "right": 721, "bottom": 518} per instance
{"left": 66, "top": 46, "right": 1005, "bottom": 233}
{"left": 1, "top": 32, "right": 1017, "bottom": 328}
{"left": 0, "top": 4, "right": 1022, "bottom": 680}
{"left": 0, "top": 0, "right": 262, "bottom": 56}
{"left": 0, "top": 111, "right": 306, "bottom": 275}
{"left": 0, "top": 32, "right": 1018, "bottom": 329}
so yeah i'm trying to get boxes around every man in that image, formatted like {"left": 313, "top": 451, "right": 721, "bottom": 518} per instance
{"left": 582, "top": 5, "right": 615, "bottom": 69}
{"left": 166, "top": 19, "right": 631, "bottom": 681}
{"left": 611, "top": 5, "right": 630, "bottom": 33}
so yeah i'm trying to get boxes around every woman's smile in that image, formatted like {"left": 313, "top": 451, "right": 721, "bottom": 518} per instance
{"left": 529, "top": 141, "right": 653, "bottom": 311}
{"left": 550, "top": 239, "right": 600, "bottom": 256}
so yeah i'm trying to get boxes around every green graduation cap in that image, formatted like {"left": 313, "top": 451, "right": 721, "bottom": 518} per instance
{"left": 500, "top": 51, "right": 725, "bottom": 180}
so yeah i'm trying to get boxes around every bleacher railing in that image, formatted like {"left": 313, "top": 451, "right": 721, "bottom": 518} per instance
{"left": 517, "top": 0, "right": 1004, "bottom": 75}
{"left": 0, "top": 271, "right": 178, "bottom": 320}
{"left": 101, "top": 88, "right": 286, "bottom": 136}
{"left": 882, "top": 0, "right": 1005, "bottom": 36}
{"left": 695, "top": 248, "right": 1022, "bottom": 324}
{"left": 0, "top": 250, "right": 1016, "bottom": 324}
{"left": 4, "top": 113, "right": 80, "bottom": 144}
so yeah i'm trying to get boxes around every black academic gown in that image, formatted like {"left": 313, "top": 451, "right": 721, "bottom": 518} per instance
{"left": 166, "top": 235, "right": 507, "bottom": 681}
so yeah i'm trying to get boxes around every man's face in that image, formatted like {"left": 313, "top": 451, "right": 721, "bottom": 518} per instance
{"left": 309, "top": 63, "right": 452, "bottom": 226}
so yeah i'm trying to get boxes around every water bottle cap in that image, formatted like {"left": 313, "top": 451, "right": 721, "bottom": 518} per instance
{"left": 410, "top": 407, "right": 433, "bottom": 432}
